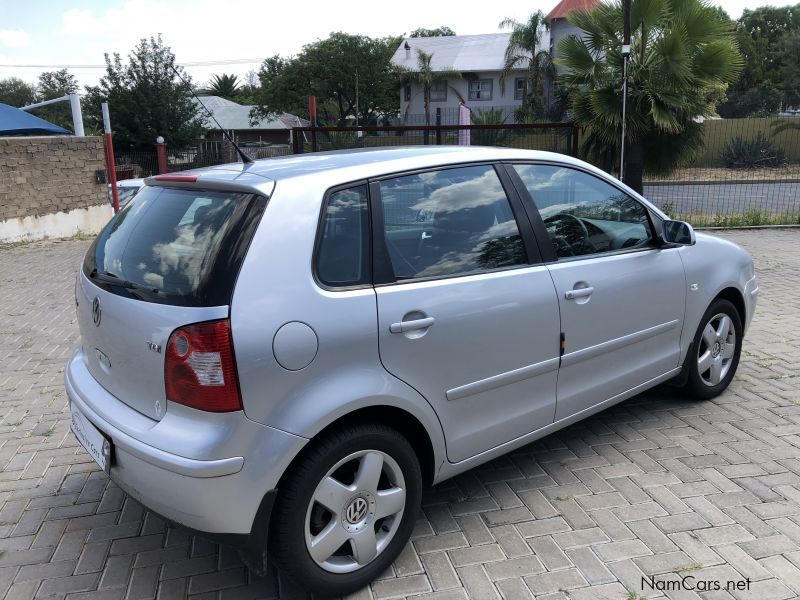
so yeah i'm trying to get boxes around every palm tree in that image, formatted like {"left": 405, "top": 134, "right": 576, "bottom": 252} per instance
{"left": 402, "top": 49, "right": 462, "bottom": 142}
{"left": 499, "top": 12, "right": 554, "bottom": 123}
{"left": 558, "top": 0, "right": 742, "bottom": 193}
{"left": 204, "top": 73, "right": 241, "bottom": 100}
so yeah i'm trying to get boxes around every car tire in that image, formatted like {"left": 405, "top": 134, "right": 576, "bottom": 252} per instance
{"left": 271, "top": 423, "right": 422, "bottom": 596}
{"left": 682, "top": 298, "right": 742, "bottom": 399}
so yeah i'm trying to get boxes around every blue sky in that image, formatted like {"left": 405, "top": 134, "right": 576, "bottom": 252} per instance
{"left": 1, "top": 0, "right": 795, "bottom": 89}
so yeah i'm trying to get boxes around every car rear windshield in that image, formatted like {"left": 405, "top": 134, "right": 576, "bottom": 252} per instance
{"left": 83, "top": 186, "right": 266, "bottom": 307}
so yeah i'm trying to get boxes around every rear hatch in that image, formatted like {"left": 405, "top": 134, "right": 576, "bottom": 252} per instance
{"left": 77, "top": 184, "right": 266, "bottom": 420}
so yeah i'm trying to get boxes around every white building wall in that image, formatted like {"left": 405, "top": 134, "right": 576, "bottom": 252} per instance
{"left": 400, "top": 70, "right": 527, "bottom": 123}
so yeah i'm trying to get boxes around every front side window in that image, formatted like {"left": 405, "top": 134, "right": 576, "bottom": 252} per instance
{"left": 404, "top": 84, "right": 411, "bottom": 101}
{"left": 513, "top": 164, "right": 653, "bottom": 259}
{"left": 430, "top": 81, "right": 447, "bottom": 102}
{"left": 469, "top": 79, "right": 493, "bottom": 101}
{"left": 378, "top": 165, "right": 527, "bottom": 280}
{"left": 316, "top": 185, "right": 370, "bottom": 287}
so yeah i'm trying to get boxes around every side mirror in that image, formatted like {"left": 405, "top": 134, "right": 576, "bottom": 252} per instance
{"left": 662, "top": 220, "right": 696, "bottom": 246}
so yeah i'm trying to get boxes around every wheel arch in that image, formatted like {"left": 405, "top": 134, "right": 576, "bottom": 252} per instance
{"left": 276, "top": 405, "right": 439, "bottom": 491}
{"left": 713, "top": 286, "right": 746, "bottom": 326}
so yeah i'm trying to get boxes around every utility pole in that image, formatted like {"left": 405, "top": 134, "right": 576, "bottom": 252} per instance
{"left": 620, "top": 0, "right": 631, "bottom": 182}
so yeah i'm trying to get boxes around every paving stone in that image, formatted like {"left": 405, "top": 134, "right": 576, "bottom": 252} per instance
{"left": 371, "top": 574, "right": 431, "bottom": 599}
{"left": 1, "top": 227, "right": 799, "bottom": 599}
{"left": 566, "top": 547, "right": 615, "bottom": 585}
{"left": 523, "top": 568, "right": 587, "bottom": 596}
{"left": 419, "top": 553, "right": 459, "bottom": 591}
{"left": 454, "top": 565, "right": 499, "bottom": 600}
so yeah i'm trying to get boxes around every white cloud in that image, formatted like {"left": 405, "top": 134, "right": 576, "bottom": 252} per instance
{"left": 62, "top": 9, "right": 95, "bottom": 36}
{"left": 0, "top": 29, "right": 31, "bottom": 48}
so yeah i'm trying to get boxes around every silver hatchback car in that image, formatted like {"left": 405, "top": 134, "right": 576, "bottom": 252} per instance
{"left": 66, "top": 147, "right": 757, "bottom": 595}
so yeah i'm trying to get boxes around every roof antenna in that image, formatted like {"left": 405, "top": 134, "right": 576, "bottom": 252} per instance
{"left": 170, "top": 65, "right": 253, "bottom": 165}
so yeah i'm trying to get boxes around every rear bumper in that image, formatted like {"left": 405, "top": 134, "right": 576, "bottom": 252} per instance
{"left": 65, "top": 348, "right": 307, "bottom": 536}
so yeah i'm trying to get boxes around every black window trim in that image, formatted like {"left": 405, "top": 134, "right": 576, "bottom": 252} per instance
{"left": 311, "top": 180, "right": 373, "bottom": 292}
{"left": 368, "top": 161, "right": 543, "bottom": 287}
{"left": 503, "top": 160, "right": 663, "bottom": 265}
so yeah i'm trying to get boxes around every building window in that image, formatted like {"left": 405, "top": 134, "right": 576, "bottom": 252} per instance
{"left": 514, "top": 78, "right": 527, "bottom": 101}
{"left": 468, "top": 79, "right": 493, "bottom": 101}
{"left": 430, "top": 81, "right": 447, "bottom": 102}
{"left": 404, "top": 84, "right": 411, "bottom": 102}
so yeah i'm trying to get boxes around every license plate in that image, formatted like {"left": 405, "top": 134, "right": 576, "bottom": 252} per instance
{"left": 70, "top": 403, "right": 112, "bottom": 473}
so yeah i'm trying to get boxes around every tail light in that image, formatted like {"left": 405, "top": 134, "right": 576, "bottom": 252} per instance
{"left": 165, "top": 319, "right": 242, "bottom": 412}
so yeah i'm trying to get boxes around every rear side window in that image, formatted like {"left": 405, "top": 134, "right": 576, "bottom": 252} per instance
{"left": 316, "top": 185, "right": 370, "bottom": 287}
{"left": 377, "top": 165, "right": 527, "bottom": 280}
{"left": 84, "top": 186, "right": 265, "bottom": 306}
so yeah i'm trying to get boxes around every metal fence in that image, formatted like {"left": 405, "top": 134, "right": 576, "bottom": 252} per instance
{"left": 108, "top": 116, "right": 800, "bottom": 228}
{"left": 399, "top": 105, "right": 524, "bottom": 126}
{"left": 642, "top": 117, "right": 800, "bottom": 226}
{"left": 113, "top": 143, "right": 291, "bottom": 179}
{"left": 291, "top": 123, "right": 579, "bottom": 157}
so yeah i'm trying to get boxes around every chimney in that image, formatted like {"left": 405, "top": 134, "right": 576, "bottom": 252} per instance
{"left": 404, "top": 41, "right": 411, "bottom": 60}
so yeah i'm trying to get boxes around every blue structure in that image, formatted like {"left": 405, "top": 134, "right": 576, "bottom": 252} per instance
{"left": 0, "top": 102, "right": 71, "bottom": 136}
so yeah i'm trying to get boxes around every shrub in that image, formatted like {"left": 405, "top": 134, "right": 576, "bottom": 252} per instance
{"left": 470, "top": 108, "right": 514, "bottom": 146}
{"left": 720, "top": 132, "right": 787, "bottom": 169}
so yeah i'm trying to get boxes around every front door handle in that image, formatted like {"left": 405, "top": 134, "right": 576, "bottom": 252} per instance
{"left": 565, "top": 287, "right": 594, "bottom": 300}
{"left": 390, "top": 317, "right": 435, "bottom": 334}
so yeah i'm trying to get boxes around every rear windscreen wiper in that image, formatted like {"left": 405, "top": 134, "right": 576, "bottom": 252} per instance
{"left": 89, "top": 268, "right": 139, "bottom": 289}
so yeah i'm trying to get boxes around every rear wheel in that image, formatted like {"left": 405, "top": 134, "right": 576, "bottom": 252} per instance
{"left": 682, "top": 299, "right": 742, "bottom": 399}
{"left": 271, "top": 423, "right": 422, "bottom": 596}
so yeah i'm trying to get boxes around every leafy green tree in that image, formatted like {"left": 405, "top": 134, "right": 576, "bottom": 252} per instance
{"left": 778, "top": 30, "right": 800, "bottom": 107}
{"left": 558, "top": 0, "right": 742, "bottom": 193}
{"left": 202, "top": 73, "right": 241, "bottom": 100}
{"left": 0, "top": 77, "right": 36, "bottom": 107}
{"left": 236, "top": 69, "right": 260, "bottom": 105}
{"left": 251, "top": 34, "right": 400, "bottom": 126}
{"left": 401, "top": 49, "right": 462, "bottom": 141}
{"left": 32, "top": 69, "right": 79, "bottom": 130}
{"left": 721, "top": 4, "right": 800, "bottom": 114}
{"left": 409, "top": 27, "right": 456, "bottom": 37}
{"left": 498, "top": 11, "right": 553, "bottom": 122}
{"left": 84, "top": 35, "right": 203, "bottom": 150}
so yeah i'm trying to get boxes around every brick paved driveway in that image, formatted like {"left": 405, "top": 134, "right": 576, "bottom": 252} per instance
{"left": 0, "top": 229, "right": 798, "bottom": 600}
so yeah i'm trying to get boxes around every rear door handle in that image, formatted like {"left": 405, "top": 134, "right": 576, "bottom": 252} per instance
{"left": 565, "top": 287, "right": 594, "bottom": 300}
{"left": 390, "top": 317, "right": 435, "bottom": 334}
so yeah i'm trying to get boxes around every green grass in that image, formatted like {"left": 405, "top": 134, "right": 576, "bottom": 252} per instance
{"left": 674, "top": 209, "right": 800, "bottom": 228}
{"left": 675, "top": 562, "right": 704, "bottom": 574}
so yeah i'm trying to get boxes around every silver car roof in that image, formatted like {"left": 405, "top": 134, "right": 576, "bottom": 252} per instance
{"left": 143, "top": 146, "right": 663, "bottom": 217}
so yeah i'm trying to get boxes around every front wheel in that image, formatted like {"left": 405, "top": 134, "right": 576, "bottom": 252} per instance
{"left": 682, "top": 298, "right": 742, "bottom": 399}
{"left": 271, "top": 423, "right": 422, "bottom": 596}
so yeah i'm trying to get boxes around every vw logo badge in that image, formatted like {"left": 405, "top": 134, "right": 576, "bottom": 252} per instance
{"left": 345, "top": 497, "right": 369, "bottom": 524}
{"left": 92, "top": 297, "right": 102, "bottom": 327}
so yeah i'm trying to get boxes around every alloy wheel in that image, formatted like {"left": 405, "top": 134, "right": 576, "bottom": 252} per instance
{"left": 304, "top": 449, "right": 406, "bottom": 573}
{"left": 696, "top": 312, "right": 736, "bottom": 386}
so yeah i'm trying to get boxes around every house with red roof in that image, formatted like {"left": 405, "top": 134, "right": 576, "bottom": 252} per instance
{"left": 547, "top": 0, "right": 600, "bottom": 73}
{"left": 390, "top": 0, "right": 600, "bottom": 123}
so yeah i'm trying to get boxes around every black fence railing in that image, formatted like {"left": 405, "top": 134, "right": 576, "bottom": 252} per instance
{"left": 110, "top": 117, "right": 800, "bottom": 228}
{"left": 291, "top": 123, "right": 579, "bottom": 157}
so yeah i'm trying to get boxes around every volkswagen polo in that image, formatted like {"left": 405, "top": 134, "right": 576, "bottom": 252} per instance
{"left": 65, "top": 147, "right": 757, "bottom": 595}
